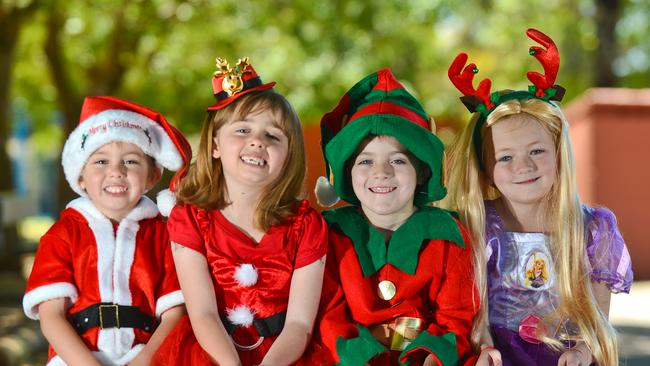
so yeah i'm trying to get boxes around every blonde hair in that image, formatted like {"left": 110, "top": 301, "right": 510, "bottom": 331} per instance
{"left": 176, "top": 90, "right": 306, "bottom": 231}
{"left": 442, "top": 98, "right": 617, "bottom": 365}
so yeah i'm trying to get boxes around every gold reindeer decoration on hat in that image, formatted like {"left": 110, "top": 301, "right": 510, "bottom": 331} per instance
{"left": 214, "top": 57, "right": 253, "bottom": 97}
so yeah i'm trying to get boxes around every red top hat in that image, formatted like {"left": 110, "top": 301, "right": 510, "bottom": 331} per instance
{"left": 207, "top": 57, "right": 276, "bottom": 110}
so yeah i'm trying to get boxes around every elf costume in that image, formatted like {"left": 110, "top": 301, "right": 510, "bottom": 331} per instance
{"left": 23, "top": 96, "right": 191, "bottom": 366}
{"left": 313, "top": 69, "right": 479, "bottom": 366}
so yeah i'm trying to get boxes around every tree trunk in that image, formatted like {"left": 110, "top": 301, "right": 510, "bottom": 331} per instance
{"left": 0, "top": 2, "right": 39, "bottom": 271}
{"left": 594, "top": 0, "right": 620, "bottom": 87}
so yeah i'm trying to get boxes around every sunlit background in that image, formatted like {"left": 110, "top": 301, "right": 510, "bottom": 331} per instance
{"left": 1, "top": 0, "right": 649, "bottom": 364}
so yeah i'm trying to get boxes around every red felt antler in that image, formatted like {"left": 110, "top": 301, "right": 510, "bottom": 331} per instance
{"left": 526, "top": 28, "right": 560, "bottom": 96}
{"left": 448, "top": 53, "right": 493, "bottom": 110}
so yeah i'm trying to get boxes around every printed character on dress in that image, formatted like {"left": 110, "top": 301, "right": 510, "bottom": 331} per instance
{"left": 312, "top": 69, "right": 479, "bottom": 366}
{"left": 442, "top": 28, "right": 633, "bottom": 366}
{"left": 153, "top": 57, "right": 328, "bottom": 366}
{"left": 23, "top": 96, "right": 191, "bottom": 366}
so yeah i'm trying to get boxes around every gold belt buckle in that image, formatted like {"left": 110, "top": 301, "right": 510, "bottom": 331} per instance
{"left": 99, "top": 304, "right": 120, "bottom": 329}
{"left": 390, "top": 317, "right": 423, "bottom": 351}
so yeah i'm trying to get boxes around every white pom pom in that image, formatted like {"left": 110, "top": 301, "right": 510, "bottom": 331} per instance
{"left": 314, "top": 176, "right": 340, "bottom": 207}
{"left": 156, "top": 189, "right": 176, "bottom": 217}
{"left": 227, "top": 305, "right": 255, "bottom": 327}
{"left": 234, "top": 264, "right": 258, "bottom": 287}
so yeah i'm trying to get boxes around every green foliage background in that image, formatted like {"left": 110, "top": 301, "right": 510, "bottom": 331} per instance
{"left": 6, "top": 0, "right": 650, "bottom": 154}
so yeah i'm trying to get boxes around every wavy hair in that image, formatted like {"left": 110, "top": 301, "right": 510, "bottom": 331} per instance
{"left": 176, "top": 89, "right": 306, "bottom": 231}
{"left": 441, "top": 98, "right": 617, "bottom": 365}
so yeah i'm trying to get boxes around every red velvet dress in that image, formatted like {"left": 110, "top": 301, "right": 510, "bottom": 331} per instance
{"left": 155, "top": 200, "right": 328, "bottom": 365}
{"left": 314, "top": 206, "right": 479, "bottom": 366}
{"left": 23, "top": 197, "right": 183, "bottom": 366}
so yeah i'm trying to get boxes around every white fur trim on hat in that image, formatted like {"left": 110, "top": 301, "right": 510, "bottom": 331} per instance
{"left": 62, "top": 109, "right": 184, "bottom": 197}
{"left": 156, "top": 189, "right": 177, "bottom": 217}
{"left": 23, "top": 282, "right": 78, "bottom": 320}
{"left": 314, "top": 176, "right": 340, "bottom": 207}
{"left": 234, "top": 264, "right": 258, "bottom": 287}
{"left": 226, "top": 305, "right": 255, "bottom": 327}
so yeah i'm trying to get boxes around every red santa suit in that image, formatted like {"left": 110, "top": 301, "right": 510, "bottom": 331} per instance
{"left": 23, "top": 196, "right": 183, "bottom": 366}
{"left": 315, "top": 206, "right": 478, "bottom": 366}
{"left": 154, "top": 200, "right": 328, "bottom": 365}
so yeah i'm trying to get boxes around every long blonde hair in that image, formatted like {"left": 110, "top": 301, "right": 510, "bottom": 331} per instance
{"left": 176, "top": 90, "right": 306, "bottom": 231}
{"left": 442, "top": 98, "right": 617, "bottom": 365}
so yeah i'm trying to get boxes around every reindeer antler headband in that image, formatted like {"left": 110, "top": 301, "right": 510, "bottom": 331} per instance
{"left": 448, "top": 28, "right": 566, "bottom": 166}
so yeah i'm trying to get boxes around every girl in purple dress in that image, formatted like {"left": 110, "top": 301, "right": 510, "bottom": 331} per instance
{"left": 442, "top": 28, "right": 633, "bottom": 366}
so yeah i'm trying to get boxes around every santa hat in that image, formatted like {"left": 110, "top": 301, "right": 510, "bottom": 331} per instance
{"left": 61, "top": 96, "right": 191, "bottom": 215}
{"left": 207, "top": 57, "right": 276, "bottom": 111}
{"left": 316, "top": 68, "right": 446, "bottom": 207}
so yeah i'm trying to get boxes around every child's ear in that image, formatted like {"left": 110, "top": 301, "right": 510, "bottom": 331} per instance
{"left": 212, "top": 136, "right": 221, "bottom": 159}
{"left": 79, "top": 178, "right": 86, "bottom": 191}
{"left": 147, "top": 167, "right": 162, "bottom": 190}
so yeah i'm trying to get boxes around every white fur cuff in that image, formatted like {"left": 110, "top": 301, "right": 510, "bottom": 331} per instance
{"left": 23, "top": 282, "right": 78, "bottom": 320}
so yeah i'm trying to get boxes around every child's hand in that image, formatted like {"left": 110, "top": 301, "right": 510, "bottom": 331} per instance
{"left": 424, "top": 354, "right": 437, "bottom": 366}
{"left": 557, "top": 343, "right": 592, "bottom": 366}
{"left": 476, "top": 346, "right": 502, "bottom": 366}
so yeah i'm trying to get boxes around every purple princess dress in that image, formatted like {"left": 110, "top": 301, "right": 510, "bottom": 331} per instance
{"left": 484, "top": 200, "right": 633, "bottom": 365}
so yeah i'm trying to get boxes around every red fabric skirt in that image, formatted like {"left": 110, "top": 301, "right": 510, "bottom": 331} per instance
{"left": 153, "top": 315, "right": 330, "bottom": 365}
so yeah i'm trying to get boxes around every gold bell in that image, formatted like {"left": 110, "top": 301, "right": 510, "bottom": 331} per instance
{"left": 377, "top": 280, "right": 396, "bottom": 301}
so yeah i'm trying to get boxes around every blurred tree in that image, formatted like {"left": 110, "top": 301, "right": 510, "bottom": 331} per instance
{"left": 595, "top": 0, "right": 620, "bottom": 86}
{"left": 40, "top": 0, "right": 175, "bottom": 209}
{"left": 4, "top": 0, "right": 649, "bottom": 212}
{"left": 0, "top": 0, "right": 38, "bottom": 192}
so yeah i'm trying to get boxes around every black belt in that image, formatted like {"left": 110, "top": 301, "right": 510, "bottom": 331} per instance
{"left": 220, "top": 310, "right": 286, "bottom": 337}
{"left": 70, "top": 303, "right": 155, "bottom": 335}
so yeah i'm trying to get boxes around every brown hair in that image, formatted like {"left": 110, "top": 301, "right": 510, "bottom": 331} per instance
{"left": 176, "top": 89, "right": 306, "bottom": 230}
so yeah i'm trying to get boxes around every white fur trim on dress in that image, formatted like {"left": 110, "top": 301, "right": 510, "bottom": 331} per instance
{"left": 68, "top": 196, "right": 159, "bottom": 358}
{"left": 227, "top": 305, "right": 255, "bottom": 327}
{"left": 156, "top": 189, "right": 176, "bottom": 217}
{"left": 155, "top": 290, "right": 184, "bottom": 318}
{"left": 23, "top": 282, "right": 78, "bottom": 320}
{"left": 45, "top": 343, "right": 144, "bottom": 366}
{"left": 62, "top": 109, "right": 184, "bottom": 197}
{"left": 234, "top": 263, "right": 258, "bottom": 287}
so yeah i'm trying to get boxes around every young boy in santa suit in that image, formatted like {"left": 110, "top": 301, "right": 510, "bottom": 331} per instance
{"left": 23, "top": 96, "right": 191, "bottom": 366}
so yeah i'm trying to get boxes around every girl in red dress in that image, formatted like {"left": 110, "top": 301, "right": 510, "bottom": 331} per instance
{"left": 154, "top": 57, "right": 328, "bottom": 366}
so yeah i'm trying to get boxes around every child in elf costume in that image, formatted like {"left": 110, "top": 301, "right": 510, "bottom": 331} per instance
{"left": 23, "top": 96, "right": 191, "bottom": 365}
{"left": 313, "top": 69, "right": 478, "bottom": 366}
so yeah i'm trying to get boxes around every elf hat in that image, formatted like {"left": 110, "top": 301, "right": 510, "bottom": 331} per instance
{"left": 316, "top": 68, "right": 446, "bottom": 207}
{"left": 62, "top": 96, "right": 192, "bottom": 214}
{"left": 207, "top": 57, "right": 276, "bottom": 111}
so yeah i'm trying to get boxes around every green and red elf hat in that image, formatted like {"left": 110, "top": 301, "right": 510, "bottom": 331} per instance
{"left": 316, "top": 68, "right": 446, "bottom": 207}
{"left": 448, "top": 28, "right": 566, "bottom": 166}
{"left": 207, "top": 57, "right": 276, "bottom": 110}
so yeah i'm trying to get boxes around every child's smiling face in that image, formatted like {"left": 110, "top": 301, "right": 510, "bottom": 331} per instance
{"left": 79, "top": 141, "right": 159, "bottom": 222}
{"left": 212, "top": 107, "right": 289, "bottom": 193}
{"left": 350, "top": 135, "right": 418, "bottom": 229}
{"left": 484, "top": 114, "right": 557, "bottom": 212}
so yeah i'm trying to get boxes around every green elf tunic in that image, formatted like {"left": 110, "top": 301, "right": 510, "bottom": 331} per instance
{"left": 316, "top": 205, "right": 478, "bottom": 366}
